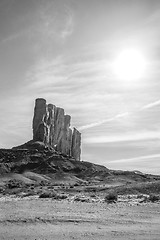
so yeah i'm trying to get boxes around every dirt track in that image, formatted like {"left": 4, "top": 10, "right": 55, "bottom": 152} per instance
{"left": 0, "top": 197, "right": 160, "bottom": 240}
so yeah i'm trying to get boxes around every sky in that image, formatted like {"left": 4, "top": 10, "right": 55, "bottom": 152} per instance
{"left": 1, "top": 0, "right": 160, "bottom": 174}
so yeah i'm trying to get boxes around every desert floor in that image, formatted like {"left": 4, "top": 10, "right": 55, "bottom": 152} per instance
{"left": 0, "top": 196, "right": 160, "bottom": 240}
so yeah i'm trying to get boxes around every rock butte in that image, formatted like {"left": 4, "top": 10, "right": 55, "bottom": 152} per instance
{"left": 32, "top": 98, "right": 81, "bottom": 161}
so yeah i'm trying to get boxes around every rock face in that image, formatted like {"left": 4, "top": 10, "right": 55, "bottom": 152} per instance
{"left": 33, "top": 98, "right": 48, "bottom": 143}
{"left": 32, "top": 98, "right": 81, "bottom": 160}
{"left": 71, "top": 128, "right": 81, "bottom": 161}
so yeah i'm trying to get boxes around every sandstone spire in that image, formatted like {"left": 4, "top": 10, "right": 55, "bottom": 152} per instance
{"left": 71, "top": 128, "right": 81, "bottom": 161}
{"left": 32, "top": 98, "right": 48, "bottom": 143}
{"left": 32, "top": 98, "right": 81, "bottom": 160}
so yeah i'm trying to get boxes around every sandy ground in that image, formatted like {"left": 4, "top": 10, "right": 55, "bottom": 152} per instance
{"left": 0, "top": 196, "right": 160, "bottom": 240}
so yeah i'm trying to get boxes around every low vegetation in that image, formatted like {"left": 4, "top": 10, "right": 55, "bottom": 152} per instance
{"left": 7, "top": 179, "right": 23, "bottom": 189}
{"left": 104, "top": 192, "right": 118, "bottom": 203}
{"left": 39, "top": 190, "right": 68, "bottom": 200}
{"left": 148, "top": 194, "right": 160, "bottom": 202}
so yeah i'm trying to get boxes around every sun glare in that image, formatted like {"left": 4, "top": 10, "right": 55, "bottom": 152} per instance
{"left": 113, "top": 49, "right": 146, "bottom": 80}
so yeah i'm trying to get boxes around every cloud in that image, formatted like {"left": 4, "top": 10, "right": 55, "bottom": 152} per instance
{"left": 141, "top": 99, "right": 160, "bottom": 110}
{"left": 24, "top": 46, "right": 113, "bottom": 97}
{"left": 60, "top": 6, "right": 74, "bottom": 39}
{"left": 0, "top": 0, "right": 74, "bottom": 49}
{"left": 79, "top": 112, "right": 129, "bottom": 130}
{"left": 25, "top": 56, "right": 66, "bottom": 89}
{"left": 79, "top": 97, "right": 160, "bottom": 131}
{"left": 84, "top": 130, "right": 160, "bottom": 144}
{"left": 108, "top": 153, "right": 160, "bottom": 164}
{"left": 105, "top": 153, "right": 160, "bottom": 175}
{"left": 37, "top": 1, "right": 74, "bottom": 43}
{"left": 0, "top": 30, "right": 27, "bottom": 45}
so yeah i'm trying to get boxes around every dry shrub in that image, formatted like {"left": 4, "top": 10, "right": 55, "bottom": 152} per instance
{"left": 39, "top": 191, "right": 67, "bottom": 200}
{"left": 74, "top": 196, "right": 89, "bottom": 202}
{"left": 104, "top": 192, "right": 118, "bottom": 203}
{"left": 7, "top": 180, "right": 22, "bottom": 189}
{"left": 56, "top": 194, "right": 68, "bottom": 200}
{"left": 39, "top": 190, "right": 57, "bottom": 198}
{"left": 149, "top": 194, "right": 160, "bottom": 202}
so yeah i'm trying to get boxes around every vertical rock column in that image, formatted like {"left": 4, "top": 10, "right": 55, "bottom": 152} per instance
{"left": 32, "top": 98, "right": 49, "bottom": 144}
{"left": 53, "top": 107, "right": 65, "bottom": 152}
{"left": 47, "top": 104, "right": 55, "bottom": 147}
{"left": 71, "top": 128, "right": 81, "bottom": 161}
{"left": 60, "top": 115, "right": 72, "bottom": 156}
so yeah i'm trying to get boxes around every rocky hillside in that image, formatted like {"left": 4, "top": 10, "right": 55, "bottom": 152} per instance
{"left": 0, "top": 142, "right": 107, "bottom": 178}
{"left": 0, "top": 142, "right": 160, "bottom": 192}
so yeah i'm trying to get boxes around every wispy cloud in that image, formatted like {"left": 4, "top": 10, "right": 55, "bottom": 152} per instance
{"left": 108, "top": 153, "right": 160, "bottom": 164}
{"left": 79, "top": 112, "right": 129, "bottom": 130}
{"left": 0, "top": 30, "right": 29, "bottom": 45}
{"left": 80, "top": 98, "right": 160, "bottom": 131}
{"left": 0, "top": 1, "right": 74, "bottom": 49}
{"left": 60, "top": 6, "right": 74, "bottom": 39}
{"left": 105, "top": 152, "right": 160, "bottom": 174}
{"left": 37, "top": 1, "right": 74, "bottom": 43}
{"left": 84, "top": 130, "right": 160, "bottom": 144}
{"left": 141, "top": 99, "right": 160, "bottom": 110}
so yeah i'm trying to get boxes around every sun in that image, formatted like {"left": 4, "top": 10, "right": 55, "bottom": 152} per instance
{"left": 113, "top": 49, "right": 146, "bottom": 80}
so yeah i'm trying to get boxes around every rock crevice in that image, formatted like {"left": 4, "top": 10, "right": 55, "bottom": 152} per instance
{"left": 32, "top": 98, "right": 81, "bottom": 161}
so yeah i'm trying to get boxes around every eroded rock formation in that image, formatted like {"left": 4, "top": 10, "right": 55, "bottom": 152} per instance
{"left": 32, "top": 98, "right": 81, "bottom": 160}
{"left": 71, "top": 128, "right": 81, "bottom": 161}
